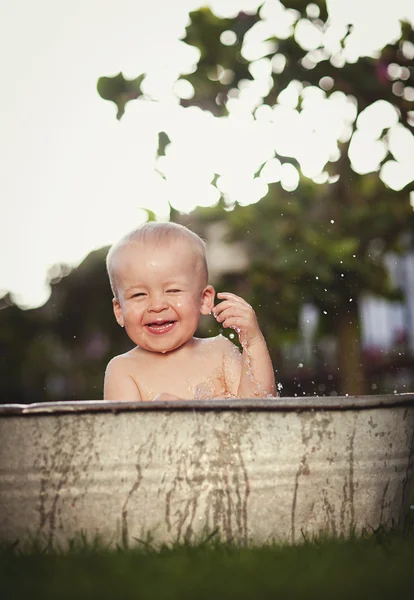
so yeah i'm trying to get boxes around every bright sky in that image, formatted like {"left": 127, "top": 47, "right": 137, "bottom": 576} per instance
{"left": 1, "top": 0, "right": 414, "bottom": 308}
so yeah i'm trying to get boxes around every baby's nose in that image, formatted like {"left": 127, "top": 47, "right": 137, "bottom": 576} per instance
{"left": 148, "top": 295, "right": 168, "bottom": 312}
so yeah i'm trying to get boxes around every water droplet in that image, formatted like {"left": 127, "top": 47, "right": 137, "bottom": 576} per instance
{"left": 349, "top": 298, "right": 353, "bottom": 302}
{"left": 330, "top": 219, "right": 334, "bottom": 224}
{"left": 73, "top": 335, "right": 76, "bottom": 339}
{"left": 229, "top": 332, "right": 235, "bottom": 339}
{"left": 323, "top": 310, "right": 327, "bottom": 315}
{"left": 315, "top": 276, "right": 318, "bottom": 280}
{"left": 298, "top": 362, "right": 303, "bottom": 368}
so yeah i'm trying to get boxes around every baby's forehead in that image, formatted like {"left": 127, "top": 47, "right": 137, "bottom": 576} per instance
{"left": 113, "top": 237, "right": 203, "bottom": 272}
{"left": 120, "top": 237, "right": 196, "bottom": 257}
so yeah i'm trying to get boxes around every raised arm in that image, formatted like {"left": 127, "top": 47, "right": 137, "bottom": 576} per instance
{"left": 214, "top": 292, "right": 277, "bottom": 398}
{"left": 103, "top": 356, "right": 142, "bottom": 401}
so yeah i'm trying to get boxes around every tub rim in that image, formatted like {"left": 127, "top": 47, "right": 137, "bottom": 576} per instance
{"left": 0, "top": 394, "right": 414, "bottom": 416}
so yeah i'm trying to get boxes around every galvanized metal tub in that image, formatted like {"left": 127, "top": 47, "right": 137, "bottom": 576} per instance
{"left": 0, "top": 395, "right": 413, "bottom": 548}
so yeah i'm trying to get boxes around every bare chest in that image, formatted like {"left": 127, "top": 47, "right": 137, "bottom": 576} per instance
{"left": 133, "top": 346, "right": 227, "bottom": 400}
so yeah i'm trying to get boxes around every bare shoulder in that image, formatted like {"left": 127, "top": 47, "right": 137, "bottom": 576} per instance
{"left": 105, "top": 349, "right": 141, "bottom": 374}
{"left": 215, "top": 334, "right": 241, "bottom": 353}
{"left": 210, "top": 335, "right": 242, "bottom": 395}
{"left": 196, "top": 334, "right": 241, "bottom": 358}
{"left": 104, "top": 350, "right": 143, "bottom": 401}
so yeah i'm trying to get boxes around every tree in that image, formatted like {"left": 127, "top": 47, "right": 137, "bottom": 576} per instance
{"left": 98, "top": 1, "right": 414, "bottom": 394}
{"left": 0, "top": 249, "right": 131, "bottom": 403}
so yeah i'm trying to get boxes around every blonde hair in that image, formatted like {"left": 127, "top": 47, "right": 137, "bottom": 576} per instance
{"left": 106, "top": 221, "right": 208, "bottom": 297}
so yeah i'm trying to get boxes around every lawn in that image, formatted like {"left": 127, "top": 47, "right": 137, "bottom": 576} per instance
{"left": 1, "top": 525, "right": 413, "bottom": 600}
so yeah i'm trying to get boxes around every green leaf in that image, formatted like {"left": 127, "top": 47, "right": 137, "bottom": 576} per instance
{"left": 157, "top": 132, "right": 171, "bottom": 157}
{"left": 97, "top": 72, "right": 145, "bottom": 120}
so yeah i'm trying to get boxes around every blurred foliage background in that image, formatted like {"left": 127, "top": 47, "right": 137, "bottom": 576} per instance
{"left": 1, "top": 0, "right": 414, "bottom": 402}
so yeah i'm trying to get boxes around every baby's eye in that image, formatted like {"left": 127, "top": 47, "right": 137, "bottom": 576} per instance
{"left": 167, "top": 289, "right": 181, "bottom": 293}
{"left": 132, "top": 292, "right": 146, "bottom": 298}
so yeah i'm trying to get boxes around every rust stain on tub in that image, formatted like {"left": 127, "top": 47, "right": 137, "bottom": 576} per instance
{"left": 205, "top": 413, "right": 250, "bottom": 544}
{"left": 339, "top": 413, "right": 357, "bottom": 535}
{"left": 207, "top": 417, "right": 250, "bottom": 544}
{"left": 379, "top": 478, "right": 391, "bottom": 524}
{"left": 121, "top": 464, "right": 142, "bottom": 548}
{"left": 163, "top": 419, "right": 209, "bottom": 541}
{"left": 121, "top": 431, "right": 157, "bottom": 547}
{"left": 322, "top": 488, "right": 337, "bottom": 537}
{"left": 348, "top": 414, "right": 357, "bottom": 530}
{"left": 34, "top": 415, "right": 98, "bottom": 544}
{"left": 291, "top": 411, "right": 335, "bottom": 543}
{"left": 163, "top": 412, "right": 251, "bottom": 544}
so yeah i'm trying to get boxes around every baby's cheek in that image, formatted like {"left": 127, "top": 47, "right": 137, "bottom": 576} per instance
{"left": 125, "top": 305, "right": 144, "bottom": 319}
{"left": 173, "top": 297, "right": 191, "bottom": 309}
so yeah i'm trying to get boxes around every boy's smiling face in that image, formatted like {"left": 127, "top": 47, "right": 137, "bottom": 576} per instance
{"left": 112, "top": 239, "right": 214, "bottom": 354}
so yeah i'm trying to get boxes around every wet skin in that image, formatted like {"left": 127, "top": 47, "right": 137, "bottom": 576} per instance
{"left": 104, "top": 239, "right": 276, "bottom": 401}
{"left": 112, "top": 240, "right": 214, "bottom": 355}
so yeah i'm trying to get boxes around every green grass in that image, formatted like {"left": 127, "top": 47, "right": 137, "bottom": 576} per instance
{"left": 1, "top": 526, "right": 414, "bottom": 600}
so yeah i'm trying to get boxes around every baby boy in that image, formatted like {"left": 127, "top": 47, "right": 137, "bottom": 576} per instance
{"left": 104, "top": 222, "right": 276, "bottom": 401}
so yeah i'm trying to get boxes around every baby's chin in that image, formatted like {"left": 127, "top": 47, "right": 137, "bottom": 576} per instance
{"left": 138, "top": 335, "right": 196, "bottom": 355}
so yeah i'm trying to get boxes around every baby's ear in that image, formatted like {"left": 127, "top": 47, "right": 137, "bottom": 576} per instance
{"left": 112, "top": 298, "right": 125, "bottom": 327}
{"left": 200, "top": 285, "right": 215, "bottom": 315}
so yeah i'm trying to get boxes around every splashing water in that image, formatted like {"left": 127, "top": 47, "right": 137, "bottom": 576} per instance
{"left": 237, "top": 334, "right": 280, "bottom": 399}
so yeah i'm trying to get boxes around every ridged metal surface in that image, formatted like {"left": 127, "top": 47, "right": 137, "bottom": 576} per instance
{"left": 0, "top": 396, "right": 413, "bottom": 547}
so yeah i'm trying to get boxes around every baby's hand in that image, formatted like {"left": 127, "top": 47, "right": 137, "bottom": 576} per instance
{"left": 213, "top": 292, "right": 263, "bottom": 348}
{"left": 153, "top": 393, "right": 182, "bottom": 401}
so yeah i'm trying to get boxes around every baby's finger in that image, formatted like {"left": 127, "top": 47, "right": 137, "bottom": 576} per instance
{"left": 221, "top": 316, "right": 250, "bottom": 332}
{"left": 216, "top": 292, "right": 250, "bottom": 308}
{"left": 214, "top": 306, "right": 241, "bottom": 323}
{"left": 212, "top": 300, "right": 234, "bottom": 317}
{"left": 214, "top": 297, "right": 250, "bottom": 315}
{"left": 213, "top": 303, "right": 251, "bottom": 322}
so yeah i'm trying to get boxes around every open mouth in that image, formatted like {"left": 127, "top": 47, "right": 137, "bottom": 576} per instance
{"left": 145, "top": 320, "right": 177, "bottom": 334}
